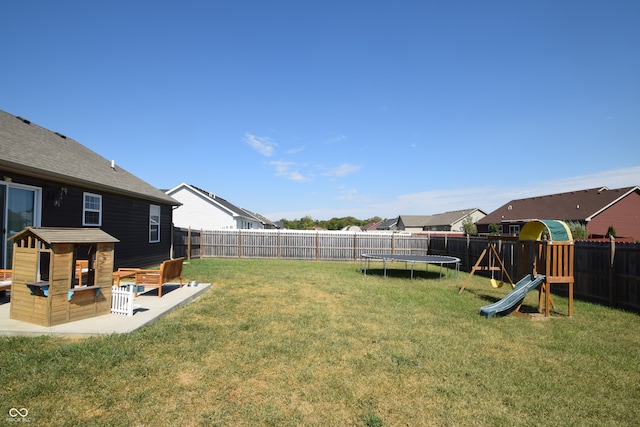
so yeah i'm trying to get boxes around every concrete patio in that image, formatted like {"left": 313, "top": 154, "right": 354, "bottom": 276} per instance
{"left": 0, "top": 283, "right": 211, "bottom": 338}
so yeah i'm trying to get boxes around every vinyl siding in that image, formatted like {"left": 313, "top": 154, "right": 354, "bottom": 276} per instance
{"left": 3, "top": 170, "right": 172, "bottom": 269}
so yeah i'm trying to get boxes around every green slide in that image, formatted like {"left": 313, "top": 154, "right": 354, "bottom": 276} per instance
{"left": 479, "top": 274, "right": 545, "bottom": 318}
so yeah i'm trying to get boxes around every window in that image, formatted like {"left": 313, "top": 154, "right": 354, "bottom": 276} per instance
{"left": 83, "top": 193, "right": 102, "bottom": 226}
{"left": 509, "top": 225, "right": 520, "bottom": 236}
{"left": 149, "top": 204, "right": 160, "bottom": 243}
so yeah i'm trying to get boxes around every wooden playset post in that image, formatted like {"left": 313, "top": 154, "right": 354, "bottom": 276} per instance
{"left": 538, "top": 240, "right": 574, "bottom": 317}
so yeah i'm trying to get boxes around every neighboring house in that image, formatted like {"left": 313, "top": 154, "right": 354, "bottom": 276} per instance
{"left": 0, "top": 109, "right": 180, "bottom": 270}
{"left": 362, "top": 220, "right": 383, "bottom": 232}
{"left": 341, "top": 225, "right": 362, "bottom": 232}
{"left": 166, "top": 183, "right": 270, "bottom": 230}
{"left": 397, "top": 209, "right": 486, "bottom": 233}
{"left": 377, "top": 217, "right": 399, "bottom": 231}
{"left": 240, "top": 208, "right": 280, "bottom": 230}
{"left": 476, "top": 186, "right": 640, "bottom": 239}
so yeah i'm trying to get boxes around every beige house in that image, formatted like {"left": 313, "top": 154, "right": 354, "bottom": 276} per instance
{"left": 396, "top": 208, "right": 486, "bottom": 233}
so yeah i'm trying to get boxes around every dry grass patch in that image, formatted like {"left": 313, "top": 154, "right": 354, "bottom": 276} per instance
{"left": 0, "top": 258, "right": 639, "bottom": 426}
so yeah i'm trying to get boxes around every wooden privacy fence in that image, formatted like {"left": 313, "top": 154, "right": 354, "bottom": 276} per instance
{"left": 173, "top": 228, "right": 429, "bottom": 261}
{"left": 173, "top": 228, "right": 640, "bottom": 311}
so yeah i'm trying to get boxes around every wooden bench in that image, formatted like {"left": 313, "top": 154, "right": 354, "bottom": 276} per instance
{"left": 133, "top": 258, "right": 184, "bottom": 297}
{"left": 75, "top": 260, "right": 89, "bottom": 286}
{"left": 112, "top": 268, "right": 140, "bottom": 286}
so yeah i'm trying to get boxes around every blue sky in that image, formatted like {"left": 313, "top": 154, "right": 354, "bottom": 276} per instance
{"left": 2, "top": 1, "right": 639, "bottom": 221}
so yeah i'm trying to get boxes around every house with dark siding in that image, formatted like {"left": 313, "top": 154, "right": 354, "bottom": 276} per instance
{"left": 476, "top": 186, "right": 640, "bottom": 239}
{"left": 0, "top": 109, "right": 180, "bottom": 270}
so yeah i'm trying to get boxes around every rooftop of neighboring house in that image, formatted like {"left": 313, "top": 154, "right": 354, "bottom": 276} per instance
{"left": 478, "top": 186, "right": 640, "bottom": 224}
{"left": 362, "top": 220, "right": 383, "bottom": 231}
{"left": 167, "top": 182, "right": 275, "bottom": 225}
{"left": 399, "top": 208, "right": 485, "bottom": 228}
{"left": 240, "top": 208, "right": 280, "bottom": 229}
{"left": 377, "top": 217, "right": 398, "bottom": 230}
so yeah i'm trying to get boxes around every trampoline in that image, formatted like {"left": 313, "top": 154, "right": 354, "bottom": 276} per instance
{"left": 360, "top": 254, "right": 461, "bottom": 280}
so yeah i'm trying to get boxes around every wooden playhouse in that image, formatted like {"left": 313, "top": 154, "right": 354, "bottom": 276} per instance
{"left": 9, "top": 227, "right": 119, "bottom": 326}
{"left": 517, "top": 219, "right": 575, "bottom": 317}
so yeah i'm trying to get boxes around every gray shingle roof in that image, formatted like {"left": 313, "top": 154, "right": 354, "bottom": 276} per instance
{"left": 0, "top": 110, "right": 178, "bottom": 205}
{"left": 182, "top": 183, "right": 260, "bottom": 221}
{"left": 399, "top": 209, "right": 484, "bottom": 228}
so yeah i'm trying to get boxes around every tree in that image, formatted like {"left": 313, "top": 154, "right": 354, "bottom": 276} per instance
{"left": 488, "top": 223, "right": 500, "bottom": 236}
{"left": 300, "top": 215, "right": 316, "bottom": 230}
{"left": 280, "top": 215, "right": 386, "bottom": 230}
{"left": 567, "top": 221, "right": 587, "bottom": 239}
{"left": 462, "top": 216, "right": 477, "bottom": 236}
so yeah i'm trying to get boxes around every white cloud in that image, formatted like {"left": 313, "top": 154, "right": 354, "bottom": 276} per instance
{"left": 270, "top": 160, "right": 308, "bottom": 182}
{"left": 322, "top": 134, "right": 346, "bottom": 144}
{"left": 245, "top": 133, "right": 277, "bottom": 157}
{"left": 323, "top": 163, "right": 362, "bottom": 178}
{"left": 533, "top": 166, "right": 640, "bottom": 193}
{"left": 376, "top": 166, "right": 640, "bottom": 218}
{"left": 335, "top": 187, "right": 357, "bottom": 201}
{"left": 285, "top": 146, "right": 305, "bottom": 154}
{"left": 264, "top": 166, "right": 640, "bottom": 221}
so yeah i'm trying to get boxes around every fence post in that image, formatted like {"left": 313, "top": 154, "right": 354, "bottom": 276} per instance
{"left": 200, "top": 229, "right": 203, "bottom": 259}
{"left": 353, "top": 233, "right": 357, "bottom": 261}
{"left": 609, "top": 235, "right": 615, "bottom": 306}
{"left": 466, "top": 235, "right": 470, "bottom": 271}
{"left": 187, "top": 227, "right": 191, "bottom": 261}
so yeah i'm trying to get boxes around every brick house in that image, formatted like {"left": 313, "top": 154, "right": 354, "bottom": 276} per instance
{"left": 476, "top": 186, "right": 640, "bottom": 239}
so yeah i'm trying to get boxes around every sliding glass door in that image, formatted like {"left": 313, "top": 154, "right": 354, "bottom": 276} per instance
{"left": 1, "top": 183, "right": 41, "bottom": 269}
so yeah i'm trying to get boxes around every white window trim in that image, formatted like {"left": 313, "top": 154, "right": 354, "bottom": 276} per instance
{"left": 82, "top": 192, "right": 102, "bottom": 226}
{"left": 149, "top": 204, "right": 160, "bottom": 243}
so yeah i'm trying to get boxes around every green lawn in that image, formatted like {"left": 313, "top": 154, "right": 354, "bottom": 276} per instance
{"left": 1, "top": 258, "right": 639, "bottom": 426}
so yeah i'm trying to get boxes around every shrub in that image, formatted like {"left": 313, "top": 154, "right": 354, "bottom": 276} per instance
{"left": 567, "top": 221, "right": 587, "bottom": 239}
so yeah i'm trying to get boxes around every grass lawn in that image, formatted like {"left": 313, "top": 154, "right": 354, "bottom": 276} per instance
{"left": 1, "top": 258, "right": 639, "bottom": 426}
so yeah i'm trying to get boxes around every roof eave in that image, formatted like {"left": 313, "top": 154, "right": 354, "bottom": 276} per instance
{"left": 1, "top": 160, "right": 180, "bottom": 206}
{"left": 584, "top": 186, "right": 640, "bottom": 221}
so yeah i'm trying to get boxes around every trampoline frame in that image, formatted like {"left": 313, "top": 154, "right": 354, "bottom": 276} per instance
{"left": 360, "top": 253, "right": 461, "bottom": 280}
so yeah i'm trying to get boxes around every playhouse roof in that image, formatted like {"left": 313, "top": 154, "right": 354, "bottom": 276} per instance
{"left": 518, "top": 220, "right": 573, "bottom": 242}
{"left": 10, "top": 227, "right": 120, "bottom": 244}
